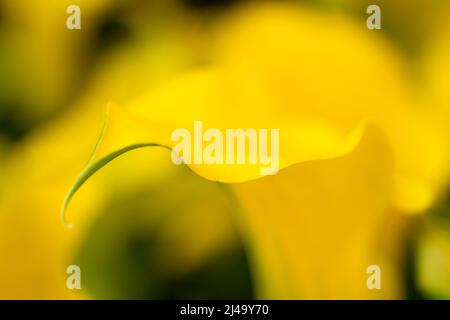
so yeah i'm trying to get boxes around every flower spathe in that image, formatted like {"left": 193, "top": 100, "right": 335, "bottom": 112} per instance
{"left": 63, "top": 3, "right": 449, "bottom": 298}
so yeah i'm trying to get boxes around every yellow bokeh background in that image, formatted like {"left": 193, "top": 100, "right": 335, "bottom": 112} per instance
{"left": 0, "top": 0, "right": 449, "bottom": 299}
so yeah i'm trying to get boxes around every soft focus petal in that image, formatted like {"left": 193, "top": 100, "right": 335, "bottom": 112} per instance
{"left": 232, "top": 125, "right": 406, "bottom": 299}
{"left": 61, "top": 4, "right": 439, "bottom": 299}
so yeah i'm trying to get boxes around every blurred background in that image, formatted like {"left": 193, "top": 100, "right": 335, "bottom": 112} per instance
{"left": 0, "top": 0, "right": 449, "bottom": 299}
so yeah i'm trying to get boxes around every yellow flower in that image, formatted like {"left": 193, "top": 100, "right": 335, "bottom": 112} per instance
{"left": 63, "top": 3, "right": 449, "bottom": 298}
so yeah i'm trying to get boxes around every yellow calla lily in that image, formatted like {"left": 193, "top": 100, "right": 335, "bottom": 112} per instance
{"left": 62, "top": 3, "right": 449, "bottom": 298}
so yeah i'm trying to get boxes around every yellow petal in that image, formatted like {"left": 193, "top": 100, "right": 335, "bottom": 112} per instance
{"left": 60, "top": 3, "right": 448, "bottom": 299}
{"left": 92, "top": 67, "right": 365, "bottom": 183}
{"left": 232, "top": 125, "right": 406, "bottom": 299}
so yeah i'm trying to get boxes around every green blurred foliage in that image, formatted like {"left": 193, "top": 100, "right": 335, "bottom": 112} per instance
{"left": 414, "top": 196, "right": 450, "bottom": 299}
{"left": 75, "top": 163, "right": 253, "bottom": 299}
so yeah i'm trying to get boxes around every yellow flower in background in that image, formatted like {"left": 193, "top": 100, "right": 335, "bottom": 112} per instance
{"left": 0, "top": 0, "right": 115, "bottom": 125}
{"left": 325, "top": 0, "right": 450, "bottom": 55}
{"left": 0, "top": 0, "right": 192, "bottom": 131}
{"left": 62, "top": 3, "right": 449, "bottom": 298}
